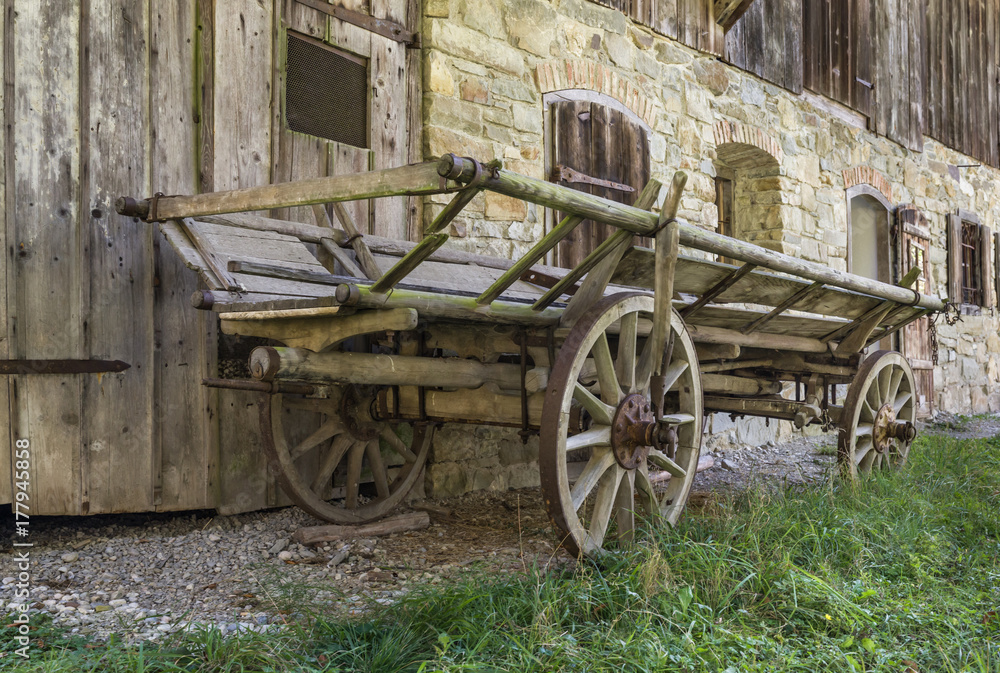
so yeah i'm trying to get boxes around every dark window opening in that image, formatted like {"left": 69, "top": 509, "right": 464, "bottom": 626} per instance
{"left": 285, "top": 31, "right": 368, "bottom": 148}
{"left": 715, "top": 176, "right": 735, "bottom": 264}
{"left": 961, "top": 221, "right": 982, "bottom": 306}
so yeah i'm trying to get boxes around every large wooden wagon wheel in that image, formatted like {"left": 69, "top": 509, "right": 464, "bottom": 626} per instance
{"left": 838, "top": 350, "right": 917, "bottom": 477}
{"left": 540, "top": 292, "right": 703, "bottom": 557}
{"left": 260, "top": 386, "right": 432, "bottom": 524}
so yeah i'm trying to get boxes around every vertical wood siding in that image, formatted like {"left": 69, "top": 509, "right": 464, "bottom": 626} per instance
{"left": 925, "top": 0, "right": 999, "bottom": 168}
{"left": 0, "top": 0, "right": 10, "bottom": 506}
{"left": 10, "top": 1, "right": 86, "bottom": 514}
{"left": 151, "top": 0, "right": 217, "bottom": 512}
{"left": 592, "top": 0, "right": 725, "bottom": 55}
{"left": 80, "top": 0, "right": 155, "bottom": 513}
{"left": 724, "top": 0, "right": 803, "bottom": 93}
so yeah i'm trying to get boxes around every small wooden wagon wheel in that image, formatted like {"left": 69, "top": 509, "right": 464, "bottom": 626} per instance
{"left": 837, "top": 350, "right": 917, "bottom": 477}
{"left": 260, "top": 385, "right": 432, "bottom": 524}
{"left": 540, "top": 292, "right": 703, "bottom": 557}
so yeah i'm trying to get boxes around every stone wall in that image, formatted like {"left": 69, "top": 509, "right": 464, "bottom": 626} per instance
{"left": 419, "top": 0, "right": 1000, "bottom": 496}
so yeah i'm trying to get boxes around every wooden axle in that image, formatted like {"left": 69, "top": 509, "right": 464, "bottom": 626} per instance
{"left": 704, "top": 395, "right": 844, "bottom": 424}
{"left": 249, "top": 346, "right": 534, "bottom": 392}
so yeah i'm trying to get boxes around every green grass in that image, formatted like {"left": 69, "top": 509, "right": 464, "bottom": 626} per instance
{"left": 4, "top": 432, "right": 1000, "bottom": 672}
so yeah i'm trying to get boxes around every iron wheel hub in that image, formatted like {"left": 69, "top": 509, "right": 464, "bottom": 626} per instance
{"left": 611, "top": 393, "right": 655, "bottom": 470}
{"left": 340, "top": 385, "right": 380, "bottom": 441}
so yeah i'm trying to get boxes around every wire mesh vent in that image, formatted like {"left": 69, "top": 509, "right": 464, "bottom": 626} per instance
{"left": 285, "top": 32, "right": 368, "bottom": 148}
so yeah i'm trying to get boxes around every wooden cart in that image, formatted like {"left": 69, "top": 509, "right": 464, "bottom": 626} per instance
{"left": 118, "top": 154, "right": 946, "bottom": 557}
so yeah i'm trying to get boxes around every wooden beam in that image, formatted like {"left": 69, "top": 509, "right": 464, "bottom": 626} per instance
{"left": 531, "top": 178, "right": 664, "bottom": 312}
{"left": 440, "top": 156, "right": 945, "bottom": 311}
{"left": 250, "top": 346, "right": 527, "bottom": 391}
{"left": 222, "top": 308, "right": 417, "bottom": 352}
{"left": 369, "top": 233, "right": 450, "bottom": 294}
{"left": 680, "top": 263, "right": 758, "bottom": 319}
{"left": 477, "top": 214, "right": 585, "bottom": 305}
{"left": 742, "top": 281, "right": 825, "bottom": 334}
{"left": 338, "top": 284, "right": 564, "bottom": 327}
{"left": 715, "top": 0, "right": 757, "bottom": 30}
{"left": 829, "top": 266, "right": 922, "bottom": 355}
{"left": 687, "top": 323, "right": 829, "bottom": 354}
{"left": 117, "top": 161, "right": 448, "bottom": 221}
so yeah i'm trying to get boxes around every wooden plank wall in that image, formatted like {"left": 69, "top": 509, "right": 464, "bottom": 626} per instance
{"left": 213, "top": 0, "right": 278, "bottom": 515}
{"left": 151, "top": 0, "right": 217, "bottom": 512}
{"left": 9, "top": 1, "right": 86, "bottom": 514}
{"left": 593, "top": 0, "right": 725, "bottom": 55}
{"left": 0, "top": 0, "right": 10, "bottom": 507}
{"left": 724, "top": 0, "right": 803, "bottom": 93}
{"left": 81, "top": 0, "right": 155, "bottom": 513}
{"left": 925, "top": 0, "right": 1000, "bottom": 168}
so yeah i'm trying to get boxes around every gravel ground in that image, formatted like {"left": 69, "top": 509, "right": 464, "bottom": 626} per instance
{"left": 3, "top": 413, "right": 997, "bottom": 642}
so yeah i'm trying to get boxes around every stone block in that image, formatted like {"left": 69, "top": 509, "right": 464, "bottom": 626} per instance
{"left": 559, "top": 0, "right": 628, "bottom": 34}
{"left": 485, "top": 192, "right": 527, "bottom": 220}
{"left": 461, "top": 78, "right": 490, "bottom": 104}
{"left": 427, "top": 462, "right": 468, "bottom": 498}
{"left": 605, "top": 33, "right": 634, "bottom": 69}
{"left": 427, "top": 52, "right": 455, "bottom": 96}
{"left": 426, "top": 95, "right": 483, "bottom": 136}
{"left": 655, "top": 40, "right": 692, "bottom": 65}
{"left": 425, "top": 0, "right": 450, "bottom": 17}
{"left": 693, "top": 58, "right": 730, "bottom": 96}
{"left": 461, "top": 0, "right": 504, "bottom": 37}
{"left": 492, "top": 78, "right": 537, "bottom": 103}
{"left": 425, "top": 126, "right": 493, "bottom": 165}
{"left": 428, "top": 21, "right": 524, "bottom": 76}
{"left": 512, "top": 102, "right": 543, "bottom": 134}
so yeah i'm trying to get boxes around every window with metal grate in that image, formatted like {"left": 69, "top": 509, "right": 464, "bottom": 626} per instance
{"left": 285, "top": 31, "right": 368, "bottom": 149}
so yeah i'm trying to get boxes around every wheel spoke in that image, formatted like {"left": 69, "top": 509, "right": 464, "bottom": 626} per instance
{"left": 854, "top": 437, "right": 874, "bottom": 467}
{"left": 586, "top": 466, "right": 623, "bottom": 549}
{"left": 888, "top": 367, "right": 904, "bottom": 402}
{"left": 616, "top": 312, "right": 638, "bottom": 393}
{"left": 574, "top": 382, "right": 615, "bottom": 426}
{"left": 570, "top": 448, "right": 616, "bottom": 511}
{"left": 593, "top": 333, "right": 622, "bottom": 405}
{"left": 866, "top": 377, "right": 883, "bottom": 410}
{"left": 290, "top": 419, "right": 342, "bottom": 461}
{"left": 659, "top": 413, "right": 695, "bottom": 425}
{"left": 310, "top": 434, "right": 353, "bottom": 493}
{"left": 365, "top": 440, "right": 390, "bottom": 499}
{"left": 662, "top": 359, "right": 689, "bottom": 393}
{"left": 634, "top": 465, "right": 658, "bottom": 515}
{"left": 893, "top": 390, "right": 912, "bottom": 414}
{"left": 614, "top": 471, "right": 636, "bottom": 544}
{"left": 345, "top": 442, "right": 365, "bottom": 509}
{"left": 860, "top": 398, "right": 876, "bottom": 422}
{"left": 648, "top": 448, "right": 687, "bottom": 478}
{"left": 379, "top": 427, "right": 417, "bottom": 463}
{"left": 877, "top": 366, "right": 891, "bottom": 404}
{"left": 855, "top": 422, "right": 873, "bottom": 437}
{"left": 566, "top": 426, "right": 612, "bottom": 452}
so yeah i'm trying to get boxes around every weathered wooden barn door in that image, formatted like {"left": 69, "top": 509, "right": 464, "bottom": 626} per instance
{"left": 271, "top": 0, "right": 414, "bottom": 238}
{"left": 549, "top": 100, "right": 650, "bottom": 269}
{"left": 209, "top": 0, "right": 417, "bottom": 515}
{"left": 898, "top": 207, "right": 934, "bottom": 417}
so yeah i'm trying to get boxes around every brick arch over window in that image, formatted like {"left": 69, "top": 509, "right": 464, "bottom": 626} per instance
{"left": 842, "top": 166, "right": 893, "bottom": 203}
{"left": 713, "top": 121, "right": 783, "bottom": 172}
{"left": 535, "top": 60, "right": 657, "bottom": 128}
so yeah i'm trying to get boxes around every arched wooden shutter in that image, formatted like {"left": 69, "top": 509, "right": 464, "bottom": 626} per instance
{"left": 549, "top": 100, "right": 650, "bottom": 269}
{"left": 897, "top": 205, "right": 934, "bottom": 417}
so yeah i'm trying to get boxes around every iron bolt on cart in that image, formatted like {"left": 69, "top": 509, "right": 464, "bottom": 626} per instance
{"left": 118, "top": 153, "right": 944, "bottom": 558}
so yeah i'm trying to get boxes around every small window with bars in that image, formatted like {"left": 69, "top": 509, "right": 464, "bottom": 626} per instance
{"left": 948, "top": 212, "right": 994, "bottom": 309}
{"left": 285, "top": 31, "right": 369, "bottom": 148}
